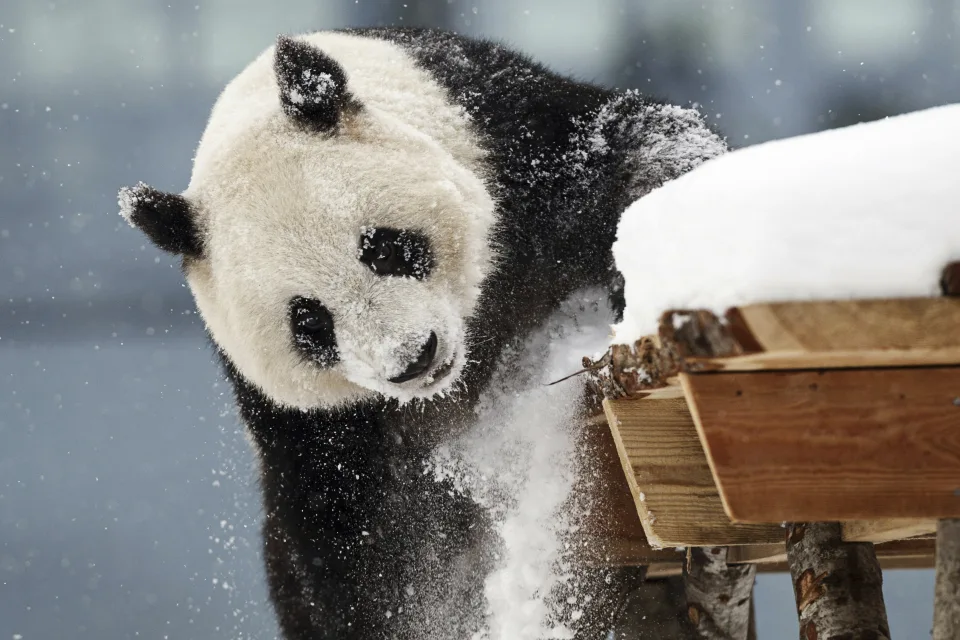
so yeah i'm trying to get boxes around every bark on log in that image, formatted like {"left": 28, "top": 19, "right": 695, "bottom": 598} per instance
{"left": 785, "top": 522, "right": 890, "bottom": 640}
{"left": 683, "top": 547, "right": 757, "bottom": 640}
{"left": 659, "top": 309, "right": 748, "bottom": 361}
{"left": 582, "top": 306, "right": 754, "bottom": 404}
{"left": 933, "top": 518, "right": 960, "bottom": 639}
{"left": 582, "top": 336, "right": 681, "bottom": 401}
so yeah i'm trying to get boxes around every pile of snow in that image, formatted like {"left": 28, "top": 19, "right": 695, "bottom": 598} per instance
{"left": 612, "top": 103, "right": 960, "bottom": 343}
{"left": 429, "top": 289, "right": 615, "bottom": 640}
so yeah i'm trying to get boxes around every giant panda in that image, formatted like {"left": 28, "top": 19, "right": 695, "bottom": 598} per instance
{"left": 118, "top": 27, "right": 725, "bottom": 640}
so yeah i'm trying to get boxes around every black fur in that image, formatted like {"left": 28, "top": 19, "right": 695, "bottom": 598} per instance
{"left": 275, "top": 35, "right": 358, "bottom": 132}
{"left": 222, "top": 354, "right": 492, "bottom": 639}
{"left": 132, "top": 27, "right": 727, "bottom": 640}
{"left": 118, "top": 182, "right": 203, "bottom": 258}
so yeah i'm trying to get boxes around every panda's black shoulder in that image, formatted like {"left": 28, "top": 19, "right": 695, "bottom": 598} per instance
{"left": 341, "top": 26, "right": 615, "bottom": 144}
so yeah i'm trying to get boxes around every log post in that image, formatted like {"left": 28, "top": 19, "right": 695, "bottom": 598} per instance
{"left": 785, "top": 522, "right": 890, "bottom": 640}
{"left": 934, "top": 518, "right": 960, "bottom": 639}
{"left": 683, "top": 547, "right": 756, "bottom": 639}
{"left": 932, "top": 266, "right": 960, "bottom": 638}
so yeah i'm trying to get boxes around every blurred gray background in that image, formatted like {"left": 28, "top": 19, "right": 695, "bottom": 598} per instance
{"left": 2, "top": 0, "right": 957, "bottom": 638}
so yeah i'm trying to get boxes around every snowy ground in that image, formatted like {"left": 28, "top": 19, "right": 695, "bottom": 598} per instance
{"left": 612, "top": 103, "right": 960, "bottom": 342}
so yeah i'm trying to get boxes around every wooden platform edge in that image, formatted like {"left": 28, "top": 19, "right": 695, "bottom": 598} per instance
{"left": 601, "top": 398, "right": 665, "bottom": 549}
{"left": 677, "top": 372, "right": 734, "bottom": 521}
{"left": 729, "top": 537, "right": 936, "bottom": 571}
{"left": 683, "top": 366, "right": 960, "bottom": 522}
{"left": 842, "top": 519, "right": 937, "bottom": 544}
{"left": 672, "top": 296, "right": 960, "bottom": 372}
{"left": 602, "top": 395, "right": 784, "bottom": 548}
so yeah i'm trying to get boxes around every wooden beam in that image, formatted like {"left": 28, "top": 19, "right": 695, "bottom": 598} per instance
{"left": 598, "top": 536, "right": 935, "bottom": 572}
{"left": 662, "top": 297, "right": 960, "bottom": 372}
{"left": 757, "top": 555, "right": 936, "bottom": 572}
{"left": 842, "top": 519, "right": 937, "bottom": 543}
{"left": 592, "top": 535, "right": 937, "bottom": 569}
{"left": 729, "top": 536, "right": 936, "bottom": 567}
{"left": 583, "top": 537, "right": 684, "bottom": 567}
{"left": 683, "top": 366, "right": 960, "bottom": 522}
{"left": 646, "top": 563, "right": 684, "bottom": 578}
{"left": 727, "top": 543, "right": 788, "bottom": 565}
{"left": 578, "top": 412, "right": 683, "bottom": 567}
{"left": 603, "top": 397, "right": 782, "bottom": 548}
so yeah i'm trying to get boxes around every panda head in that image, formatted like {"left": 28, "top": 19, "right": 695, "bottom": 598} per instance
{"left": 119, "top": 34, "right": 496, "bottom": 410}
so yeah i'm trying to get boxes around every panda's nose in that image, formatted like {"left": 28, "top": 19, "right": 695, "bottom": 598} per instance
{"left": 389, "top": 332, "right": 437, "bottom": 383}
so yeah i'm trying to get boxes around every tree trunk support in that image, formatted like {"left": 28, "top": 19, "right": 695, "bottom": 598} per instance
{"left": 683, "top": 546, "right": 756, "bottom": 639}
{"left": 786, "top": 522, "right": 890, "bottom": 640}
{"left": 934, "top": 518, "right": 960, "bottom": 639}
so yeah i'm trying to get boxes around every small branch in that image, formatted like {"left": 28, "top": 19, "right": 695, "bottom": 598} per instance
{"left": 582, "top": 306, "right": 756, "bottom": 406}
{"left": 785, "top": 523, "right": 890, "bottom": 640}
{"left": 683, "top": 547, "right": 756, "bottom": 640}
{"left": 582, "top": 336, "right": 681, "bottom": 402}
{"left": 934, "top": 518, "right": 960, "bottom": 639}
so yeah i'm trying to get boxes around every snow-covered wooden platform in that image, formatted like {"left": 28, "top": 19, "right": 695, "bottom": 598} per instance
{"left": 586, "top": 290, "right": 959, "bottom": 638}
{"left": 595, "top": 103, "right": 960, "bottom": 637}
{"left": 593, "top": 291, "right": 960, "bottom": 555}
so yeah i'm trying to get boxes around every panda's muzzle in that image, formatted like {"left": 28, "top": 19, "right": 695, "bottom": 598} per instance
{"left": 388, "top": 332, "right": 438, "bottom": 384}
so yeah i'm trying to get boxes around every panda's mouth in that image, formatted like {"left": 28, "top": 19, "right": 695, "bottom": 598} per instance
{"left": 387, "top": 333, "right": 457, "bottom": 388}
{"left": 425, "top": 355, "right": 456, "bottom": 386}
{"left": 388, "top": 332, "right": 439, "bottom": 384}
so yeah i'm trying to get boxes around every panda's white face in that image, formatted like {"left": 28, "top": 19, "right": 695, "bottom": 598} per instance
{"left": 123, "top": 33, "right": 496, "bottom": 410}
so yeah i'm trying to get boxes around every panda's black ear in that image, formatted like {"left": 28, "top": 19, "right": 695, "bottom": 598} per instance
{"left": 118, "top": 182, "right": 203, "bottom": 258}
{"left": 274, "top": 35, "right": 357, "bottom": 132}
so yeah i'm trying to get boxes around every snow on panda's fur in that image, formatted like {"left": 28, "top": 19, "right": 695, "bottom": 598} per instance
{"left": 119, "top": 27, "right": 725, "bottom": 639}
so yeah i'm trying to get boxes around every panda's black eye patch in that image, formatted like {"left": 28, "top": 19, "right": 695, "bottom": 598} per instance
{"left": 289, "top": 297, "right": 339, "bottom": 367}
{"left": 358, "top": 227, "right": 434, "bottom": 280}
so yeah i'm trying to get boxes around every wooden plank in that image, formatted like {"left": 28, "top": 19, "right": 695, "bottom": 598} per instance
{"left": 680, "top": 297, "right": 960, "bottom": 371}
{"left": 603, "top": 397, "right": 782, "bottom": 548}
{"left": 619, "top": 538, "right": 935, "bottom": 574}
{"left": 729, "top": 537, "right": 936, "bottom": 567}
{"left": 757, "top": 556, "right": 936, "bottom": 572}
{"left": 586, "top": 537, "right": 684, "bottom": 567}
{"left": 842, "top": 519, "right": 937, "bottom": 543}
{"left": 727, "top": 543, "right": 788, "bottom": 565}
{"left": 646, "top": 563, "right": 684, "bottom": 578}
{"left": 683, "top": 366, "right": 960, "bottom": 523}
{"left": 578, "top": 414, "right": 677, "bottom": 567}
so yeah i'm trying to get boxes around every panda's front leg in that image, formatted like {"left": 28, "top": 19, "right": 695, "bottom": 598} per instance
{"left": 257, "top": 443, "right": 494, "bottom": 640}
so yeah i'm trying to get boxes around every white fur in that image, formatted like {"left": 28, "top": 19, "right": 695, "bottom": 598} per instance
{"left": 181, "top": 32, "right": 497, "bottom": 410}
